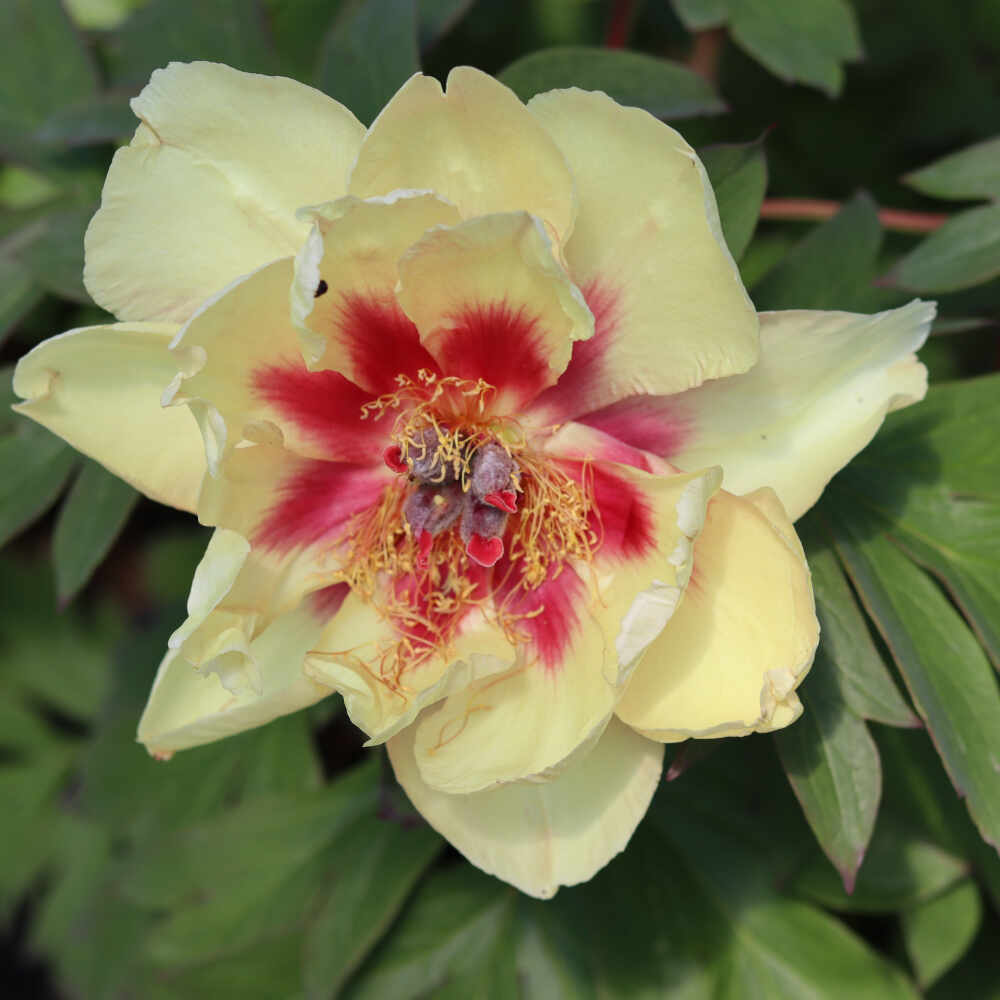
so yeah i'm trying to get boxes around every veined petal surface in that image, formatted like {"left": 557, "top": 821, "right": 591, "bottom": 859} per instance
{"left": 166, "top": 257, "right": 392, "bottom": 469}
{"left": 396, "top": 212, "right": 594, "bottom": 411}
{"left": 388, "top": 715, "right": 663, "bottom": 899}
{"left": 667, "top": 300, "right": 934, "bottom": 520}
{"left": 349, "top": 68, "right": 576, "bottom": 242}
{"left": 138, "top": 604, "right": 334, "bottom": 756}
{"left": 85, "top": 62, "right": 365, "bottom": 323}
{"left": 527, "top": 87, "right": 758, "bottom": 418}
{"left": 410, "top": 464, "right": 721, "bottom": 794}
{"left": 616, "top": 488, "right": 818, "bottom": 741}
{"left": 291, "top": 193, "right": 460, "bottom": 376}
{"left": 13, "top": 322, "right": 204, "bottom": 511}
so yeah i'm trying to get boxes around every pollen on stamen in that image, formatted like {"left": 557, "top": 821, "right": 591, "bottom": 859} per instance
{"left": 327, "top": 370, "right": 600, "bottom": 691}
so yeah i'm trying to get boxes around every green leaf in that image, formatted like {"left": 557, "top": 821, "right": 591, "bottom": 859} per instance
{"left": 790, "top": 816, "right": 969, "bottom": 913}
{"left": 831, "top": 526, "right": 1000, "bottom": 853}
{"left": 774, "top": 652, "right": 882, "bottom": 892}
{"left": 123, "top": 759, "right": 380, "bottom": 909}
{"left": 108, "top": 0, "right": 278, "bottom": 86}
{"left": 0, "top": 253, "right": 42, "bottom": 346}
{"left": 890, "top": 203, "right": 1000, "bottom": 292}
{"left": 14, "top": 206, "right": 92, "bottom": 302}
{"left": 878, "top": 488, "right": 1000, "bottom": 668}
{"left": 419, "top": 0, "right": 474, "bottom": 48}
{"left": 671, "top": 0, "right": 862, "bottom": 96}
{"left": 0, "top": 421, "right": 78, "bottom": 547}
{"left": 904, "top": 136, "right": 1000, "bottom": 202}
{"left": 499, "top": 47, "right": 725, "bottom": 119}
{"left": 317, "top": 0, "right": 420, "bottom": 127}
{"left": 35, "top": 95, "right": 137, "bottom": 149}
{"left": 926, "top": 920, "right": 1000, "bottom": 1000}
{"left": 671, "top": 0, "right": 729, "bottom": 30}
{"left": 345, "top": 865, "right": 520, "bottom": 999}
{"left": 699, "top": 140, "right": 767, "bottom": 260}
{"left": 800, "top": 525, "right": 918, "bottom": 727}
{"left": 142, "top": 933, "right": 304, "bottom": 1000}
{"left": 0, "top": 0, "right": 98, "bottom": 158}
{"left": 727, "top": 0, "right": 862, "bottom": 97}
{"left": 752, "top": 192, "right": 882, "bottom": 311}
{"left": 902, "top": 878, "right": 982, "bottom": 988}
{"left": 53, "top": 460, "right": 139, "bottom": 604}
{"left": 267, "top": 0, "right": 347, "bottom": 80}
{"left": 303, "top": 815, "right": 441, "bottom": 997}
{"left": 878, "top": 726, "right": 1000, "bottom": 913}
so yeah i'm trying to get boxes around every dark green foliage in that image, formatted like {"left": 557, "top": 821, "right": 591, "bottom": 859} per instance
{"left": 2, "top": 0, "right": 1000, "bottom": 996}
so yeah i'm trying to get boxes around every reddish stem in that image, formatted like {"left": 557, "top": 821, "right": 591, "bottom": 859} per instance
{"left": 604, "top": 0, "right": 635, "bottom": 48}
{"left": 759, "top": 197, "right": 949, "bottom": 234}
{"left": 687, "top": 27, "right": 726, "bottom": 83}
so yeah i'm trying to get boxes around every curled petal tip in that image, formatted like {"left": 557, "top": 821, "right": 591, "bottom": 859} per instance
{"left": 483, "top": 489, "right": 517, "bottom": 513}
{"left": 466, "top": 533, "right": 504, "bottom": 567}
{"left": 383, "top": 444, "right": 408, "bottom": 474}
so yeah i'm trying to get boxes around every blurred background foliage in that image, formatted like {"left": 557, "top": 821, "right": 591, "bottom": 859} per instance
{"left": 2, "top": 0, "right": 1000, "bottom": 996}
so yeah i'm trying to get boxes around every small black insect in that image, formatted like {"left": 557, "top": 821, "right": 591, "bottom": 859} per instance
{"left": 314, "top": 279, "right": 329, "bottom": 298}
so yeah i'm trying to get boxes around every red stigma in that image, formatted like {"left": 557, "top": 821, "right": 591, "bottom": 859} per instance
{"left": 416, "top": 529, "right": 434, "bottom": 569}
{"left": 383, "top": 444, "right": 408, "bottom": 474}
{"left": 483, "top": 490, "right": 517, "bottom": 513}
{"left": 466, "top": 533, "right": 504, "bottom": 567}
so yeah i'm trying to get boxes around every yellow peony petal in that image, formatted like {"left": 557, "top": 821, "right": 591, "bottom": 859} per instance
{"left": 85, "top": 61, "right": 365, "bottom": 323}
{"left": 349, "top": 68, "right": 576, "bottom": 242}
{"left": 395, "top": 212, "right": 594, "bottom": 410}
{"left": 12, "top": 322, "right": 204, "bottom": 511}
{"left": 304, "top": 590, "right": 516, "bottom": 746}
{"left": 388, "top": 715, "right": 663, "bottom": 899}
{"left": 616, "top": 487, "right": 818, "bottom": 741}
{"left": 165, "top": 256, "right": 396, "bottom": 470}
{"left": 291, "top": 192, "right": 460, "bottom": 372}
{"left": 668, "top": 300, "right": 935, "bottom": 521}
{"left": 527, "top": 88, "right": 758, "bottom": 416}
{"left": 138, "top": 604, "right": 333, "bottom": 756}
{"left": 409, "top": 464, "right": 721, "bottom": 794}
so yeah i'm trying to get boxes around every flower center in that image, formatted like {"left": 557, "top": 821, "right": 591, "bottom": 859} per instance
{"left": 331, "top": 369, "right": 599, "bottom": 683}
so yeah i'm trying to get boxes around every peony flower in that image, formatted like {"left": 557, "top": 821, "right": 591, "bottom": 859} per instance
{"left": 12, "top": 62, "right": 933, "bottom": 898}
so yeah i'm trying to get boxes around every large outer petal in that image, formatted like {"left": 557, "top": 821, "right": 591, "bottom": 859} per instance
{"left": 616, "top": 488, "right": 818, "bottom": 741}
{"left": 526, "top": 88, "right": 758, "bottom": 416}
{"left": 291, "top": 192, "right": 460, "bottom": 374}
{"left": 12, "top": 322, "right": 203, "bottom": 511}
{"left": 396, "top": 212, "right": 594, "bottom": 411}
{"left": 348, "top": 68, "right": 576, "bottom": 242}
{"left": 85, "top": 62, "right": 365, "bottom": 323}
{"left": 389, "top": 715, "right": 662, "bottom": 898}
{"left": 409, "top": 465, "right": 721, "bottom": 794}
{"left": 667, "top": 300, "right": 934, "bottom": 520}
{"left": 138, "top": 603, "right": 333, "bottom": 756}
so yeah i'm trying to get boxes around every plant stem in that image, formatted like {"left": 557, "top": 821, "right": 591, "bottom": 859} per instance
{"left": 759, "top": 197, "right": 948, "bottom": 234}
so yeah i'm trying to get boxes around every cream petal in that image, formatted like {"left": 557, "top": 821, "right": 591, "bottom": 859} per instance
{"left": 667, "top": 300, "right": 934, "bottom": 520}
{"left": 616, "top": 488, "right": 818, "bottom": 741}
{"left": 388, "top": 715, "right": 663, "bottom": 899}
{"left": 290, "top": 192, "right": 460, "bottom": 373}
{"left": 12, "top": 322, "right": 204, "bottom": 511}
{"left": 409, "top": 465, "right": 721, "bottom": 794}
{"left": 527, "top": 87, "right": 758, "bottom": 418}
{"left": 395, "top": 212, "right": 594, "bottom": 411}
{"left": 165, "top": 257, "right": 394, "bottom": 469}
{"left": 303, "top": 590, "right": 516, "bottom": 745}
{"left": 137, "top": 604, "right": 333, "bottom": 756}
{"left": 85, "top": 61, "right": 365, "bottom": 322}
{"left": 349, "top": 68, "right": 575, "bottom": 242}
